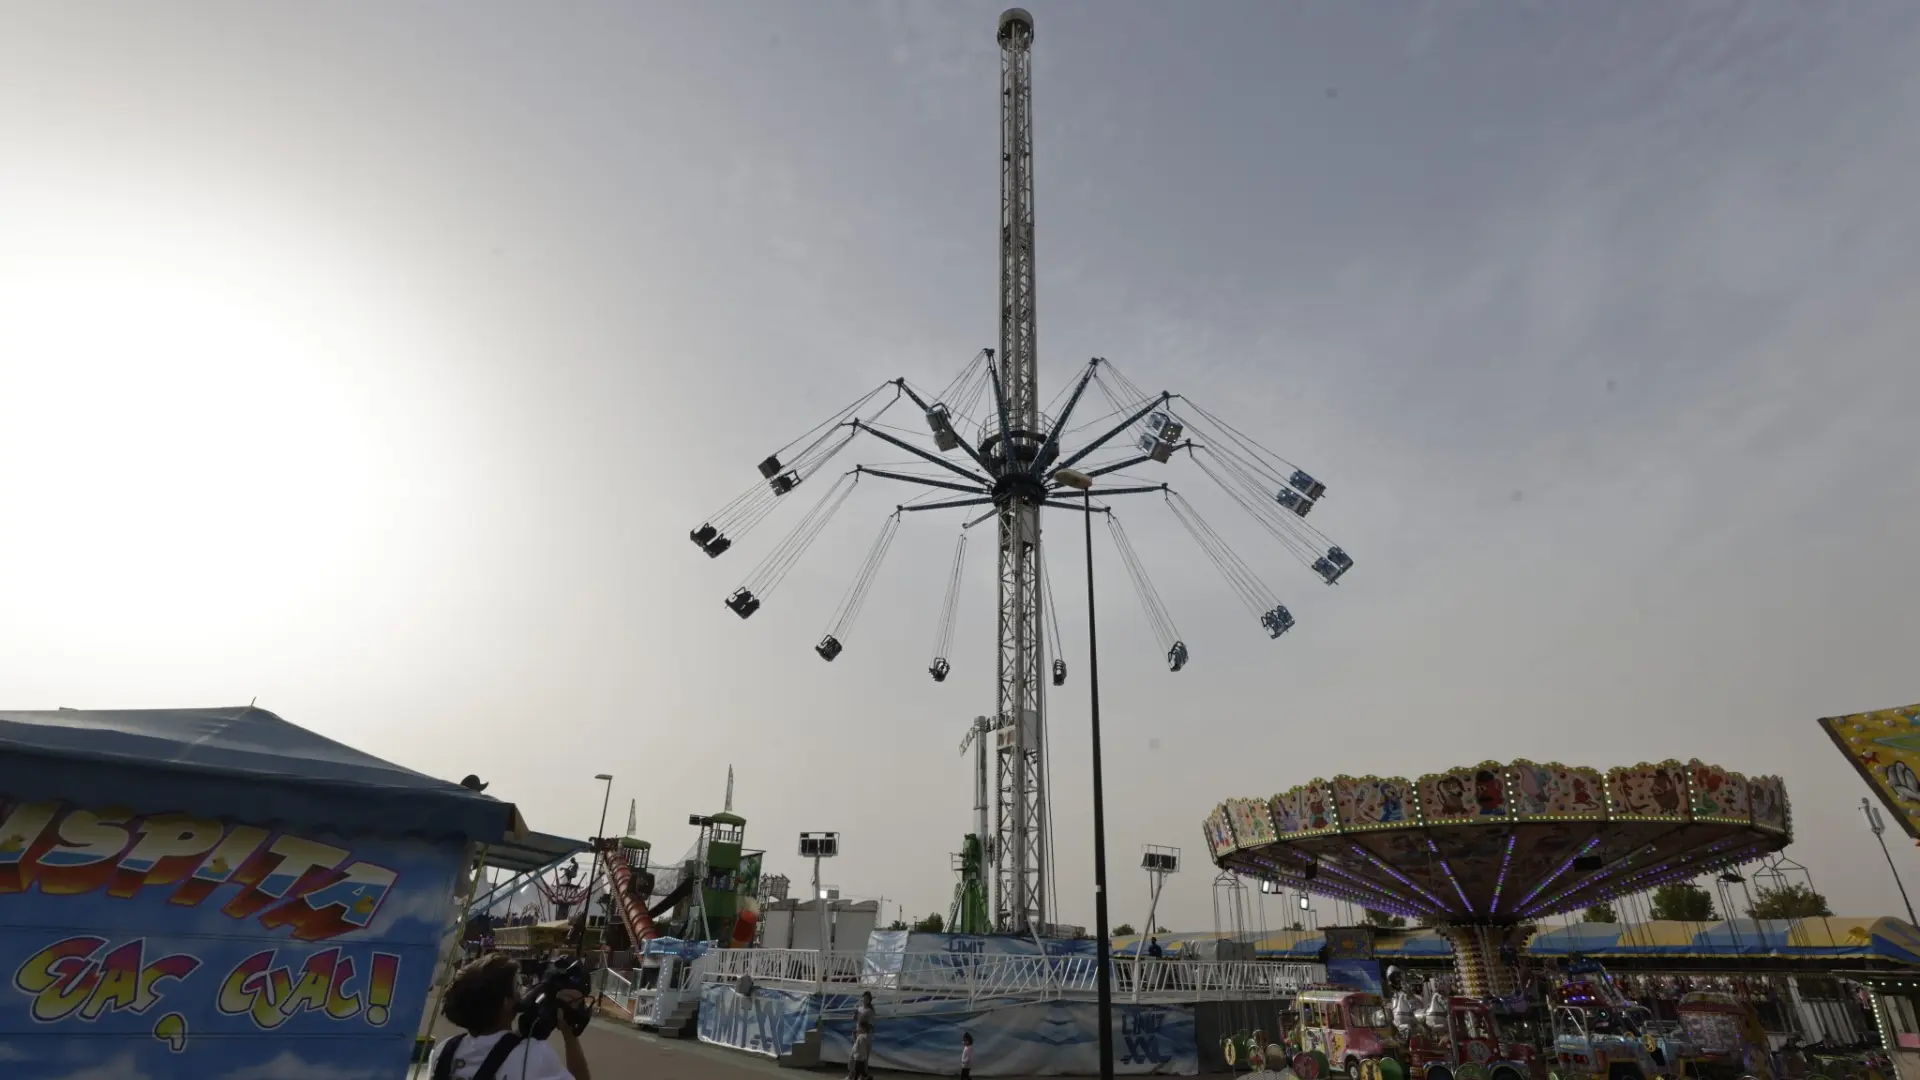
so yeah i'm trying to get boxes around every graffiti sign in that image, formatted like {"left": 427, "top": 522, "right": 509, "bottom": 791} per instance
{"left": 0, "top": 796, "right": 464, "bottom": 1076}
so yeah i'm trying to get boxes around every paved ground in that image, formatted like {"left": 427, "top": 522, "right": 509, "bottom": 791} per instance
{"left": 575, "top": 1023, "right": 798, "bottom": 1080}
{"left": 575, "top": 1024, "right": 995, "bottom": 1080}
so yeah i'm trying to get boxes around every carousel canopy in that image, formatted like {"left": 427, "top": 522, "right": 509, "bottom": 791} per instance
{"left": 1204, "top": 759, "right": 1791, "bottom": 924}
{"left": 1117, "top": 918, "right": 1920, "bottom": 965}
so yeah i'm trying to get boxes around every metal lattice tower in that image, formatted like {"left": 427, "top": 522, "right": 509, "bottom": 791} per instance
{"left": 691, "top": 5, "right": 1358, "bottom": 947}
{"left": 991, "top": 6, "right": 1046, "bottom": 935}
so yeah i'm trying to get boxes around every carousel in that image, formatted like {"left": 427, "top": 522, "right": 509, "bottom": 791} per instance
{"left": 1205, "top": 759, "right": 1793, "bottom": 1080}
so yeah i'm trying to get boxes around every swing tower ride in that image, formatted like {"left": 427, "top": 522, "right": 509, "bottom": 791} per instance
{"left": 687, "top": 9, "right": 1355, "bottom": 935}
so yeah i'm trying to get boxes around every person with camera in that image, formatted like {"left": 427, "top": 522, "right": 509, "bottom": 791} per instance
{"left": 428, "top": 953, "right": 592, "bottom": 1080}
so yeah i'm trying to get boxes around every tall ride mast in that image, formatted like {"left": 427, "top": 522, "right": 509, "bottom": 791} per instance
{"left": 688, "top": 4, "right": 1358, "bottom": 943}
{"left": 991, "top": 7, "right": 1047, "bottom": 935}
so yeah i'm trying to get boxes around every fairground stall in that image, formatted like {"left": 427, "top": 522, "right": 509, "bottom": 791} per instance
{"left": 0, "top": 706, "right": 526, "bottom": 1077}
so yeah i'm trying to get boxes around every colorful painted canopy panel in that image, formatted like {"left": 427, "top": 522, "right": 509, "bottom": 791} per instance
{"left": 1203, "top": 759, "right": 1791, "bottom": 925}
{"left": 1819, "top": 703, "right": 1920, "bottom": 839}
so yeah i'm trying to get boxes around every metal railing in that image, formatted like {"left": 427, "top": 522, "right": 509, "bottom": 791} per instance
{"left": 698, "top": 948, "right": 1322, "bottom": 1007}
{"left": 704, "top": 947, "right": 867, "bottom": 985}
{"left": 593, "top": 965, "right": 639, "bottom": 1017}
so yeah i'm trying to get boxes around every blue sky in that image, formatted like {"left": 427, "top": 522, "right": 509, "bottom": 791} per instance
{"left": 2, "top": 1, "right": 1917, "bottom": 932}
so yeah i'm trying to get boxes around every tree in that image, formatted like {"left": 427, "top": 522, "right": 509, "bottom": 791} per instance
{"left": 1649, "top": 884, "right": 1717, "bottom": 922}
{"left": 1747, "top": 883, "right": 1832, "bottom": 920}
{"left": 1155, "top": 925, "right": 1169, "bottom": 934}
{"left": 912, "top": 912, "right": 945, "bottom": 933}
{"left": 1363, "top": 909, "right": 1407, "bottom": 928}
{"left": 1112, "top": 923, "right": 1137, "bottom": 937}
{"left": 885, "top": 919, "right": 909, "bottom": 931}
{"left": 1583, "top": 903, "right": 1618, "bottom": 924}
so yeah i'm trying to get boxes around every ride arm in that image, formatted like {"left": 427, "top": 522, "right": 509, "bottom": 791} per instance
{"left": 901, "top": 496, "right": 999, "bottom": 513}
{"left": 1052, "top": 483, "right": 1167, "bottom": 499}
{"left": 855, "top": 466, "right": 990, "bottom": 496}
{"left": 985, "top": 349, "right": 1015, "bottom": 448}
{"left": 851, "top": 420, "right": 993, "bottom": 487}
{"left": 1029, "top": 358, "right": 1101, "bottom": 477}
{"left": 892, "top": 378, "right": 936, "bottom": 413}
{"left": 1054, "top": 391, "right": 1172, "bottom": 473}
{"left": 1086, "top": 441, "right": 1192, "bottom": 479}
{"left": 894, "top": 375, "right": 1000, "bottom": 475}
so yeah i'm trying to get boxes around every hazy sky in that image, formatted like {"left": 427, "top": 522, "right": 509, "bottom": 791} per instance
{"left": 3, "top": 1, "right": 1917, "bottom": 934}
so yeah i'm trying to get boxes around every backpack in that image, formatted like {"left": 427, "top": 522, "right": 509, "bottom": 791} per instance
{"left": 431, "top": 1032, "right": 527, "bottom": 1080}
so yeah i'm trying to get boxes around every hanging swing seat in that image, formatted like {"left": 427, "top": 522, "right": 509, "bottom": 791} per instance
{"left": 1314, "top": 546, "right": 1354, "bottom": 585}
{"left": 1275, "top": 488, "right": 1315, "bottom": 517}
{"left": 1052, "top": 658, "right": 1067, "bottom": 686}
{"left": 1261, "top": 604, "right": 1296, "bottom": 638}
{"left": 726, "top": 588, "right": 761, "bottom": 619}
{"left": 930, "top": 657, "right": 951, "bottom": 682}
{"left": 816, "top": 635, "right": 844, "bottom": 662}
{"left": 1167, "top": 641, "right": 1189, "bottom": 672}
{"left": 927, "top": 404, "right": 961, "bottom": 452}
{"left": 691, "top": 524, "right": 732, "bottom": 558}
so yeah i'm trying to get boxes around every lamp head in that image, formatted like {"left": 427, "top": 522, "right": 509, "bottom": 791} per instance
{"left": 1052, "top": 468, "right": 1093, "bottom": 491}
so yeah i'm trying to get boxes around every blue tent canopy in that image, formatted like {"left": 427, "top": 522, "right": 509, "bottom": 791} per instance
{"left": 1529, "top": 917, "right": 1920, "bottom": 965}
{"left": 0, "top": 705, "right": 519, "bottom": 843}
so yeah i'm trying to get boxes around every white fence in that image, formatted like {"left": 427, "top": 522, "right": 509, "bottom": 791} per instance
{"left": 705, "top": 947, "right": 867, "bottom": 985}
{"left": 593, "top": 965, "right": 640, "bottom": 1016}
{"left": 698, "top": 948, "right": 1322, "bottom": 1008}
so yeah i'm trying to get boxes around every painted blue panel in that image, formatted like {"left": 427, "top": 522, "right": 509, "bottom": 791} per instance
{"left": 821, "top": 999, "right": 1198, "bottom": 1076}
{"left": 0, "top": 795, "right": 464, "bottom": 1077}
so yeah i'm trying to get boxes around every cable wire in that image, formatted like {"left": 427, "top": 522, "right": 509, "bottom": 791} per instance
{"left": 1163, "top": 490, "right": 1279, "bottom": 619}
{"left": 697, "top": 385, "right": 900, "bottom": 547}
{"left": 1105, "top": 513, "right": 1181, "bottom": 652}
{"left": 932, "top": 530, "right": 969, "bottom": 660}
{"left": 1041, "top": 544, "right": 1066, "bottom": 664}
{"left": 739, "top": 471, "right": 860, "bottom": 597}
{"left": 825, "top": 511, "right": 903, "bottom": 640}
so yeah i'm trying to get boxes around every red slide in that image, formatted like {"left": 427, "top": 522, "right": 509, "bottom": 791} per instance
{"left": 597, "top": 837, "right": 663, "bottom": 946}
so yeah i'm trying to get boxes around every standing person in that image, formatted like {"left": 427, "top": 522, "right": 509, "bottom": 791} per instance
{"left": 845, "top": 991, "right": 876, "bottom": 1080}
{"left": 960, "top": 1031, "right": 974, "bottom": 1080}
{"left": 1146, "top": 937, "right": 1163, "bottom": 959}
{"left": 426, "top": 953, "right": 590, "bottom": 1080}
{"left": 848, "top": 1016, "right": 873, "bottom": 1080}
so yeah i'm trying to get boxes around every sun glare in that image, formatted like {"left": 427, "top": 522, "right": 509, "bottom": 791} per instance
{"left": 0, "top": 205, "right": 411, "bottom": 641}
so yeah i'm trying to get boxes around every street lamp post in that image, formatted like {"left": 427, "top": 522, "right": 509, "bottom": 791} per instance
{"left": 1055, "top": 467, "right": 1114, "bottom": 1080}
{"left": 1862, "top": 798, "right": 1916, "bottom": 924}
{"left": 578, "top": 773, "right": 614, "bottom": 959}
{"left": 800, "top": 833, "right": 840, "bottom": 1010}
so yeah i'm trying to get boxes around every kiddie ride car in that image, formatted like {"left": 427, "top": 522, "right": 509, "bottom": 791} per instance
{"left": 1403, "top": 997, "right": 1545, "bottom": 1080}
{"left": 1549, "top": 979, "right": 1678, "bottom": 1080}
{"left": 1288, "top": 987, "right": 1410, "bottom": 1079}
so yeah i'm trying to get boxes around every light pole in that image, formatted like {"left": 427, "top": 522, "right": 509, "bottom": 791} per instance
{"left": 1862, "top": 798, "right": 1916, "bottom": 924}
{"left": 578, "top": 773, "right": 613, "bottom": 959}
{"left": 1055, "top": 466, "right": 1114, "bottom": 1080}
{"left": 800, "top": 832, "right": 840, "bottom": 1005}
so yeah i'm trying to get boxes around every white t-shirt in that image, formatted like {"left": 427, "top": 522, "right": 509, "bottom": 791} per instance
{"left": 427, "top": 1031, "right": 574, "bottom": 1080}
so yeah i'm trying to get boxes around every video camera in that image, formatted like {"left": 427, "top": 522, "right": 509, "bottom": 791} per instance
{"left": 515, "top": 954, "right": 593, "bottom": 1041}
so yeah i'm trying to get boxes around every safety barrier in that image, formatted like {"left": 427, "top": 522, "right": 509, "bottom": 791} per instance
{"left": 593, "top": 965, "right": 640, "bottom": 1017}
{"left": 704, "top": 946, "right": 867, "bottom": 985}
{"left": 698, "top": 948, "right": 1321, "bottom": 1007}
